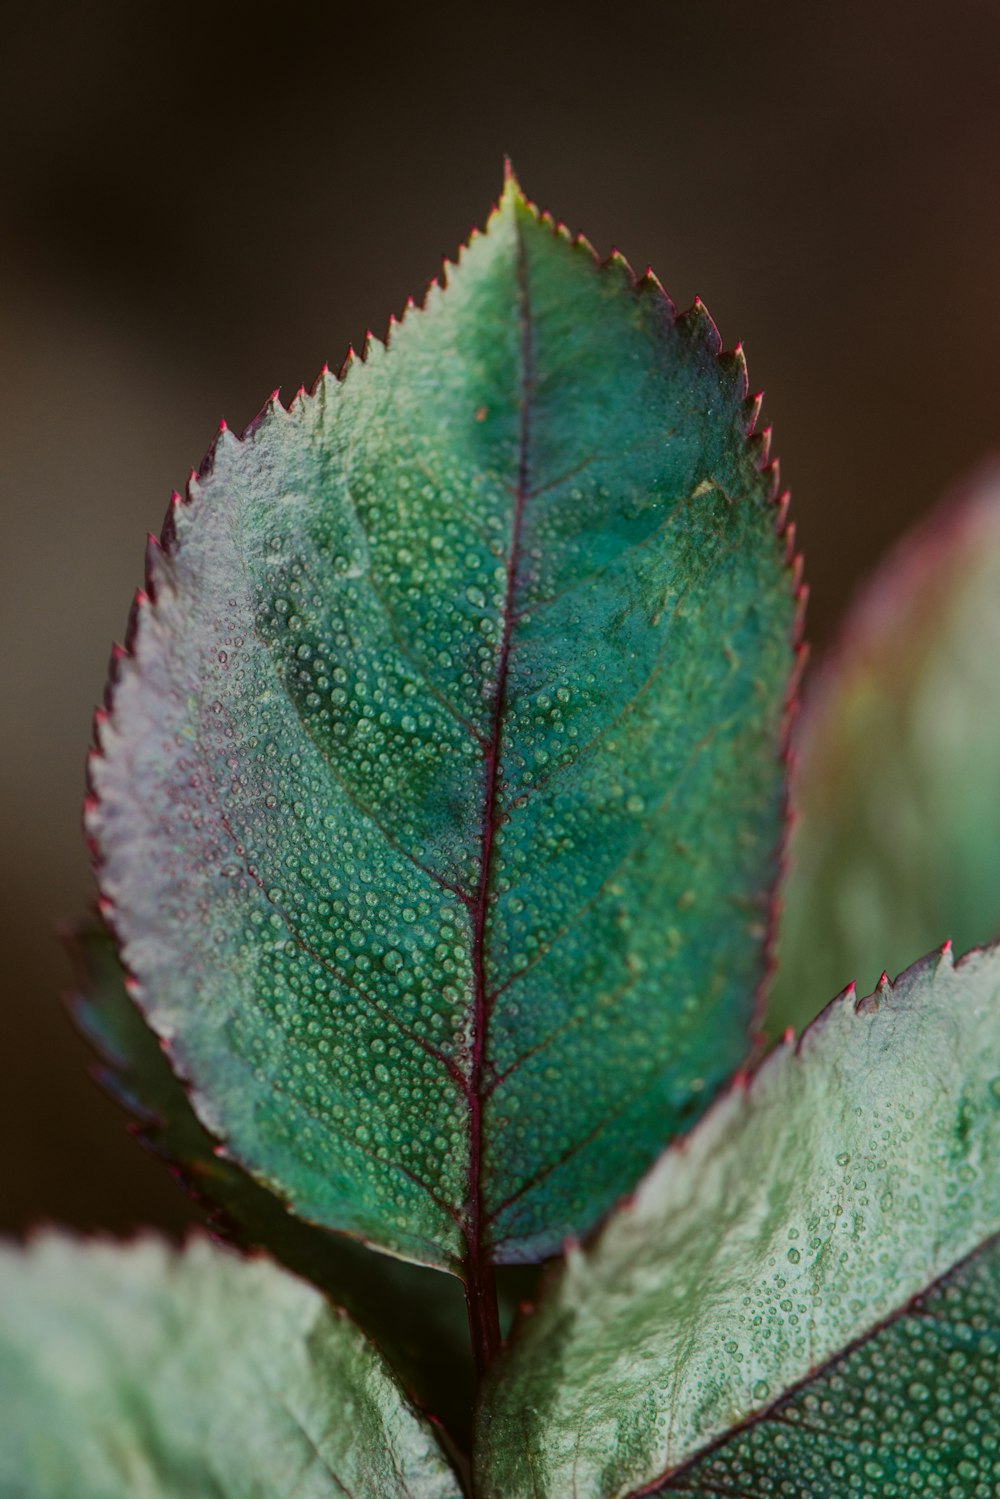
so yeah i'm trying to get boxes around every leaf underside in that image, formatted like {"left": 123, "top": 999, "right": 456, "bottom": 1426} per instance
{"left": 0, "top": 1234, "right": 459, "bottom": 1499}
{"left": 770, "top": 460, "right": 1000, "bottom": 1036}
{"left": 476, "top": 942, "right": 1000, "bottom": 1498}
{"left": 88, "top": 174, "right": 796, "bottom": 1274}
{"left": 66, "top": 923, "right": 475, "bottom": 1445}
{"left": 650, "top": 1235, "right": 1000, "bottom": 1497}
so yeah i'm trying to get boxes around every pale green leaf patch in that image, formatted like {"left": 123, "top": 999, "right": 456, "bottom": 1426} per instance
{"left": 771, "top": 461, "right": 1000, "bottom": 1036}
{"left": 648, "top": 1234, "right": 1000, "bottom": 1495}
{"left": 0, "top": 1233, "right": 460, "bottom": 1498}
{"left": 476, "top": 941, "right": 1000, "bottom": 1498}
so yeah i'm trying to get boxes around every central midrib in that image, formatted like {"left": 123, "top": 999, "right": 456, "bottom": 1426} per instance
{"left": 462, "top": 205, "right": 534, "bottom": 1367}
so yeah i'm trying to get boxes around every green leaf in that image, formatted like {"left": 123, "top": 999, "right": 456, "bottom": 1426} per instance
{"left": 0, "top": 1233, "right": 460, "bottom": 1498}
{"left": 770, "top": 462, "right": 1000, "bottom": 1036}
{"left": 66, "top": 922, "right": 474, "bottom": 1445}
{"left": 646, "top": 1236, "right": 1000, "bottom": 1496}
{"left": 88, "top": 171, "right": 798, "bottom": 1275}
{"left": 475, "top": 942, "right": 1000, "bottom": 1498}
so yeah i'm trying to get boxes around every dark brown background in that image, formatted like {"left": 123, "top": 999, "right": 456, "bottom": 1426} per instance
{"left": 3, "top": 0, "right": 999, "bottom": 1236}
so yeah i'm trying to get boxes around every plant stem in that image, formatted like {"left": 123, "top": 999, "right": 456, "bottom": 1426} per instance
{"left": 464, "top": 1258, "right": 501, "bottom": 1376}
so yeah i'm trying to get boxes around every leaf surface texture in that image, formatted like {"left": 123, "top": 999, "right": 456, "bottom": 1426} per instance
{"left": 88, "top": 176, "right": 796, "bottom": 1272}
{"left": 649, "top": 1236, "right": 1000, "bottom": 1496}
{"left": 476, "top": 943, "right": 1000, "bottom": 1497}
{"left": 67, "top": 923, "right": 474, "bottom": 1442}
{"left": 0, "top": 1234, "right": 459, "bottom": 1498}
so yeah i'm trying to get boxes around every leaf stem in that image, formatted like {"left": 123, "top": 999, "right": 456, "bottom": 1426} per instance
{"left": 464, "top": 1257, "right": 501, "bottom": 1377}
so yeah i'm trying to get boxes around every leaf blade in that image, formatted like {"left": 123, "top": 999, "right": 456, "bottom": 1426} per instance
{"left": 0, "top": 1233, "right": 460, "bottom": 1499}
{"left": 648, "top": 1236, "right": 1000, "bottom": 1496}
{"left": 771, "top": 460, "right": 1000, "bottom": 1035}
{"left": 476, "top": 943, "right": 1000, "bottom": 1497}
{"left": 66, "top": 922, "right": 475, "bottom": 1444}
{"left": 88, "top": 177, "right": 798, "bottom": 1272}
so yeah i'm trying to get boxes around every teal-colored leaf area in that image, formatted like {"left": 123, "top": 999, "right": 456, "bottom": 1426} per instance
{"left": 66, "top": 923, "right": 473, "bottom": 1442}
{"left": 0, "top": 1233, "right": 459, "bottom": 1498}
{"left": 652, "top": 1237, "right": 1000, "bottom": 1498}
{"left": 88, "top": 173, "right": 797, "bottom": 1273}
{"left": 771, "top": 461, "right": 1000, "bottom": 1036}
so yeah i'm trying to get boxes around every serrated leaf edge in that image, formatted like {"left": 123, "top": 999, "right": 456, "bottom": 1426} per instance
{"left": 84, "top": 167, "right": 804, "bottom": 1284}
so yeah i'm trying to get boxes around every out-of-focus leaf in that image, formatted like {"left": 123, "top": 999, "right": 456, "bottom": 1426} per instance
{"left": 0, "top": 1233, "right": 460, "bottom": 1498}
{"left": 476, "top": 942, "right": 1000, "bottom": 1498}
{"left": 66, "top": 922, "right": 474, "bottom": 1447}
{"left": 87, "top": 171, "right": 799, "bottom": 1279}
{"left": 771, "top": 461, "right": 1000, "bottom": 1035}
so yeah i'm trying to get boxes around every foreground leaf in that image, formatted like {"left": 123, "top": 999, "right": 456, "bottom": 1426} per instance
{"left": 66, "top": 923, "right": 474, "bottom": 1445}
{"left": 649, "top": 1235, "right": 1000, "bottom": 1496}
{"left": 771, "top": 461, "right": 1000, "bottom": 1035}
{"left": 476, "top": 942, "right": 1000, "bottom": 1498}
{"left": 88, "top": 172, "right": 798, "bottom": 1280}
{"left": 0, "top": 1233, "right": 459, "bottom": 1498}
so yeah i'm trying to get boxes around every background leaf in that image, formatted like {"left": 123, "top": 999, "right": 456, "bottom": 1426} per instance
{"left": 770, "top": 460, "right": 1000, "bottom": 1035}
{"left": 0, "top": 1233, "right": 459, "bottom": 1498}
{"left": 88, "top": 174, "right": 799, "bottom": 1276}
{"left": 476, "top": 943, "right": 1000, "bottom": 1498}
{"left": 647, "top": 1235, "right": 1000, "bottom": 1496}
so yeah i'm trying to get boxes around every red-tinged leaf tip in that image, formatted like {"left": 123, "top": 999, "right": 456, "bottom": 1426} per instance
{"left": 753, "top": 426, "right": 773, "bottom": 466}
{"left": 774, "top": 492, "right": 791, "bottom": 532}
{"left": 719, "top": 345, "right": 750, "bottom": 400}
{"left": 783, "top": 1026, "right": 795, "bottom": 1044}
{"left": 573, "top": 230, "right": 599, "bottom": 262}
{"left": 941, "top": 939, "right": 953, "bottom": 956}
{"left": 604, "top": 247, "right": 635, "bottom": 283}
{"left": 218, "top": 418, "right": 228, "bottom": 434}
{"left": 500, "top": 157, "right": 529, "bottom": 210}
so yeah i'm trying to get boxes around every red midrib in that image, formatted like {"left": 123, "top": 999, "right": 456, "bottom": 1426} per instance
{"left": 462, "top": 208, "right": 534, "bottom": 1372}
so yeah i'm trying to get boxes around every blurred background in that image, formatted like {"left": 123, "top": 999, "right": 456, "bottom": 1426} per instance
{"left": 3, "top": 0, "right": 1000, "bottom": 1236}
